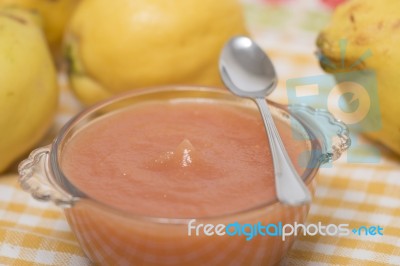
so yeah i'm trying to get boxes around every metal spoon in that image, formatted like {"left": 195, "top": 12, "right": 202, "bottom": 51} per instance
{"left": 219, "top": 36, "right": 311, "bottom": 206}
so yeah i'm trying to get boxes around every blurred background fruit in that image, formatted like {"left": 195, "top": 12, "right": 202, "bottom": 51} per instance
{"left": 321, "top": 0, "right": 347, "bottom": 9}
{"left": 64, "top": 0, "right": 248, "bottom": 105}
{"left": 0, "top": 0, "right": 80, "bottom": 58}
{"left": 0, "top": 8, "right": 58, "bottom": 173}
{"left": 317, "top": 0, "right": 400, "bottom": 155}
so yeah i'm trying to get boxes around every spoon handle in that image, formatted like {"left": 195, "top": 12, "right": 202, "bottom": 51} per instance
{"left": 255, "top": 97, "right": 312, "bottom": 206}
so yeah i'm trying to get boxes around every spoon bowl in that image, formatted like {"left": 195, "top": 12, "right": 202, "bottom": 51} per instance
{"left": 219, "top": 36, "right": 312, "bottom": 206}
{"left": 219, "top": 36, "right": 278, "bottom": 98}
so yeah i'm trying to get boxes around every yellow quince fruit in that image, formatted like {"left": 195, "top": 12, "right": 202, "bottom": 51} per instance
{"left": 0, "top": 8, "right": 58, "bottom": 173}
{"left": 317, "top": 0, "right": 400, "bottom": 156}
{"left": 0, "top": 0, "right": 80, "bottom": 57}
{"left": 64, "top": 0, "right": 248, "bottom": 105}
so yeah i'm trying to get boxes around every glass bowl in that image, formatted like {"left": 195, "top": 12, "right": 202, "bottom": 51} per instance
{"left": 18, "top": 86, "right": 350, "bottom": 265}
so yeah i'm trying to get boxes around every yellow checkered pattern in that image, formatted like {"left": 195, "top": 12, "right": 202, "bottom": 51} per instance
{"left": 0, "top": 175, "right": 90, "bottom": 265}
{"left": 284, "top": 157, "right": 400, "bottom": 265}
{"left": 1, "top": 0, "right": 399, "bottom": 265}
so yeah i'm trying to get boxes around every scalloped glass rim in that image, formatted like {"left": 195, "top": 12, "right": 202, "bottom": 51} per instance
{"left": 288, "top": 104, "right": 351, "bottom": 163}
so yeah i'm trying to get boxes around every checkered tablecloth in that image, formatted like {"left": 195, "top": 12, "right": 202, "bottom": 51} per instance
{"left": 1, "top": 0, "right": 400, "bottom": 265}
